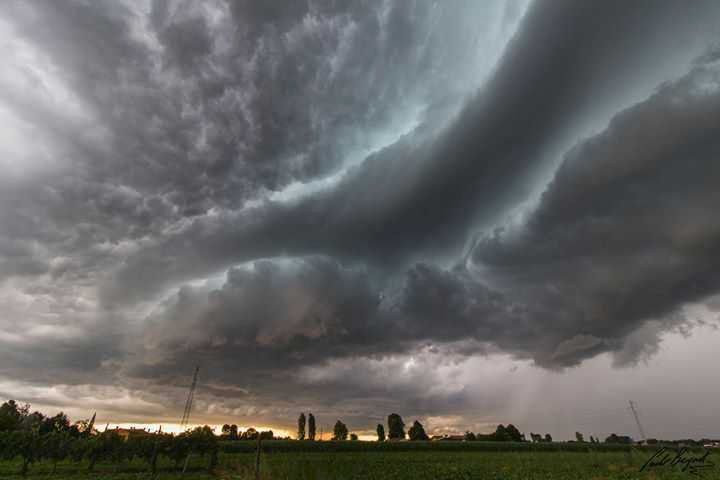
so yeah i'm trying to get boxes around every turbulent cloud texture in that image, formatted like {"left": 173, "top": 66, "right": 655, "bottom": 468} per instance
{"left": 1, "top": 0, "right": 720, "bottom": 434}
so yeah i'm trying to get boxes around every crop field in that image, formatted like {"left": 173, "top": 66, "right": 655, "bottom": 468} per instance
{"left": 0, "top": 441, "right": 717, "bottom": 479}
{"left": 224, "top": 450, "right": 719, "bottom": 480}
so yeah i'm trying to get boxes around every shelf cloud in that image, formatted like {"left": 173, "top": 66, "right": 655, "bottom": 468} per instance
{"left": 1, "top": 0, "right": 720, "bottom": 436}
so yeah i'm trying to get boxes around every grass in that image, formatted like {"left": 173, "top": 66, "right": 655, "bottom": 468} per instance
{"left": 1, "top": 442, "right": 717, "bottom": 479}
{"left": 0, "top": 456, "right": 216, "bottom": 479}
{"left": 221, "top": 450, "right": 719, "bottom": 480}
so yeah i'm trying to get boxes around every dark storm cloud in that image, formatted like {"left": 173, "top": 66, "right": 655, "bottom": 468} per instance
{"left": 123, "top": 258, "right": 479, "bottom": 393}
{"left": 125, "top": 52, "right": 720, "bottom": 397}
{"left": 125, "top": 258, "right": 493, "bottom": 419}
{"left": 0, "top": 0, "right": 521, "bottom": 288}
{"left": 138, "top": 256, "right": 385, "bottom": 372}
{"left": 3, "top": 0, "right": 720, "bottom": 427}
{"left": 103, "top": 0, "right": 720, "bottom": 305}
{"left": 471, "top": 58, "right": 720, "bottom": 366}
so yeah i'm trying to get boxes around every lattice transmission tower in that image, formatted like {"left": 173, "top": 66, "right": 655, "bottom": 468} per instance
{"left": 180, "top": 366, "right": 200, "bottom": 430}
{"left": 628, "top": 400, "right": 646, "bottom": 442}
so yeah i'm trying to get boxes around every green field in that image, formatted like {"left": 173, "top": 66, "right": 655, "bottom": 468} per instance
{"left": 1, "top": 442, "right": 717, "bottom": 479}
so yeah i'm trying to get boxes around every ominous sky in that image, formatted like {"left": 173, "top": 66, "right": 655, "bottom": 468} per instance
{"left": 2, "top": 0, "right": 720, "bottom": 440}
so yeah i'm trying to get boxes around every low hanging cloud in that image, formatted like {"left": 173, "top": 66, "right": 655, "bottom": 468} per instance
{"left": 471, "top": 57, "right": 720, "bottom": 366}
{"left": 131, "top": 52, "right": 720, "bottom": 391}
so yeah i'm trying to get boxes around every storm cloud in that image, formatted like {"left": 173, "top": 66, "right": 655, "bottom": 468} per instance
{"left": 1, "top": 0, "right": 720, "bottom": 436}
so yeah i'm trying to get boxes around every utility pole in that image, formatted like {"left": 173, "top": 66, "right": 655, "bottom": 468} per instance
{"left": 629, "top": 400, "right": 646, "bottom": 442}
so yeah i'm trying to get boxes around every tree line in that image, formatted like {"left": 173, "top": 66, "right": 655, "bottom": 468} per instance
{"left": 0, "top": 399, "right": 218, "bottom": 477}
{"left": 289, "top": 413, "right": 658, "bottom": 446}
{"left": 293, "top": 413, "right": 538, "bottom": 443}
{"left": 219, "top": 424, "right": 278, "bottom": 441}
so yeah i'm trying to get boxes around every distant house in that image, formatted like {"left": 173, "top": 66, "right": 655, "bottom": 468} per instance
{"left": 113, "top": 427, "right": 152, "bottom": 440}
{"left": 432, "top": 434, "right": 465, "bottom": 441}
{"left": 604, "top": 433, "right": 633, "bottom": 445}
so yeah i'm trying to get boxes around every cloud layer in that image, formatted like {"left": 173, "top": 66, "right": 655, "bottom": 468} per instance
{"left": 1, "top": 0, "right": 720, "bottom": 434}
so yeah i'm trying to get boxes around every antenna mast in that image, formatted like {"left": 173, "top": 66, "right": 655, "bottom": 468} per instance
{"left": 628, "top": 400, "right": 646, "bottom": 442}
{"left": 180, "top": 366, "right": 200, "bottom": 430}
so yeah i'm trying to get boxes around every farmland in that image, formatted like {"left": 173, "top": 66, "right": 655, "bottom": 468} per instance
{"left": 0, "top": 440, "right": 717, "bottom": 479}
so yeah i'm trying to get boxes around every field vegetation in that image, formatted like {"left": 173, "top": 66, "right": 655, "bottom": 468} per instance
{"left": 1, "top": 400, "right": 718, "bottom": 479}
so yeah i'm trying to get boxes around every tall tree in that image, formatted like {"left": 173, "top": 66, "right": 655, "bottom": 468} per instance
{"left": 20, "top": 411, "right": 45, "bottom": 432}
{"left": 505, "top": 424, "right": 522, "bottom": 442}
{"left": 575, "top": 432, "right": 584, "bottom": 443}
{"left": 332, "top": 420, "right": 348, "bottom": 441}
{"left": 408, "top": 420, "right": 429, "bottom": 441}
{"left": 0, "top": 400, "right": 27, "bottom": 431}
{"left": 308, "top": 413, "right": 316, "bottom": 441}
{"left": 387, "top": 413, "right": 405, "bottom": 440}
{"left": 493, "top": 424, "right": 509, "bottom": 441}
{"left": 297, "top": 413, "right": 306, "bottom": 440}
{"left": 376, "top": 424, "right": 385, "bottom": 442}
{"left": 39, "top": 412, "right": 70, "bottom": 435}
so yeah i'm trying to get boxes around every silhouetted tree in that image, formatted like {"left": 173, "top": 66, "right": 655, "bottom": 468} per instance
{"left": 505, "top": 424, "right": 523, "bottom": 442}
{"left": 493, "top": 424, "right": 509, "bottom": 441}
{"left": 20, "top": 411, "right": 45, "bottom": 432}
{"left": 350, "top": 433, "right": 358, "bottom": 441}
{"left": 298, "top": 413, "right": 306, "bottom": 440}
{"left": 387, "top": 413, "right": 405, "bottom": 440}
{"left": 544, "top": 433, "right": 553, "bottom": 443}
{"left": 308, "top": 413, "right": 316, "bottom": 441}
{"left": 575, "top": 432, "right": 584, "bottom": 443}
{"left": 408, "top": 420, "right": 429, "bottom": 441}
{"left": 241, "top": 428, "right": 258, "bottom": 440}
{"left": 332, "top": 420, "right": 348, "bottom": 441}
{"left": 42, "top": 431, "right": 72, "bottom": 474}
{"left": 376, "top": 424, "right": 385, "bottom": 441}
{"left": 0, "top": 400, "right": 26, "bottom": 431}
{"left": 464, "top": 431, "right": 476, "bottom": 441}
